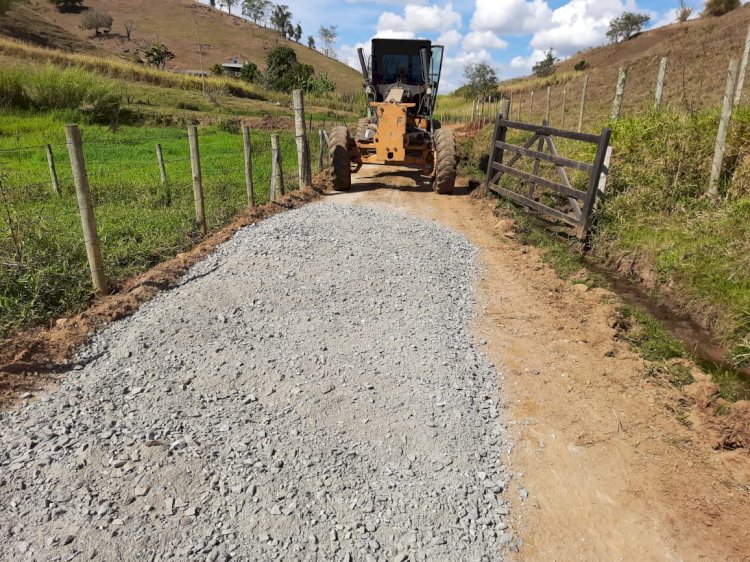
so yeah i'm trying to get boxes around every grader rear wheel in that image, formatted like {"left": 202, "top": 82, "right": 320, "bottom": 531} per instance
{"left": 432, "top": 127, "right": 457, "bottom": 194}
{"left": 329, "top": 126, "right": 352, "bottom": 191}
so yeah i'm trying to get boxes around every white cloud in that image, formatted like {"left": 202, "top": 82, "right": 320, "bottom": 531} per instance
{"left": 377, "top": 3, "right": 462, "bottom": 34}
{"left": 463, "top": 31, "right": 508, "bottom": 52}
{"left": 471, "top": 0, "right": 552, "bottom": 34}
{"left": 437, "top": 29, "right": 463, "bottom": 49}
{"left": 529, "top": 0, "right": 646, "bottom": 57}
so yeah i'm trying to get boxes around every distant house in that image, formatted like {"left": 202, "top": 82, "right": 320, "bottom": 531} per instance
{"left": 221, "top": 58, "right": 246, "bottom": 76}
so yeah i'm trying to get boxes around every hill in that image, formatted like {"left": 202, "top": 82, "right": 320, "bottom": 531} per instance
{"left": 0, "top": 0, "right": 362, "bottom": 92}
{"left": 500, "top": 4, "right": 750, "bottom": 127}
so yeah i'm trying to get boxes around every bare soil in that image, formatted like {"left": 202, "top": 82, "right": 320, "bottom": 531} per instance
{"left": 330, "top": 165, "right": 750, "bottom": 562}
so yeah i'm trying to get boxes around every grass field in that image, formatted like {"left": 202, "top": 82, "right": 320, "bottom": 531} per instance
{"left": 0, "top": 111, "right": 318, "bottom": 338}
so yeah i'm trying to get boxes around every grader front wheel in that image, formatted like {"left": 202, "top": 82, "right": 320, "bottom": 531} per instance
{"left": 432, "top": 128, "right": 457, "bottom": 194}
{"left": 329, "top": 126, "right": 352, "bottom": 191}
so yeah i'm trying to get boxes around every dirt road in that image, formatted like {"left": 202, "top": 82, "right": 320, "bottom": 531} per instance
{"left": 2, "top": 164, "right": 749, "bottom": 561}
{"left": 330, "top": 165, "right": 750, "bottom": 562}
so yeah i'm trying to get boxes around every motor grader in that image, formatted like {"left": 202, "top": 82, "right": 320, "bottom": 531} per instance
{"left": 328, "top": 39, "right": 457, "bottom": 193}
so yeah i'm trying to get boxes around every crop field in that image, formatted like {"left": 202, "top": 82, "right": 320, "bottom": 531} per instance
{"left": 0, "top": 113, "right": 317, "bottom": 337}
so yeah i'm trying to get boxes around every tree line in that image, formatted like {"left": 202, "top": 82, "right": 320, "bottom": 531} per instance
{"left": 208, "top": 0, "right": 339, "bottom": 58}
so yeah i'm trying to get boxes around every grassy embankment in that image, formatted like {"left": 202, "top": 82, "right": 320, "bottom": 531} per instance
{"left": 452, "top": 100, "right": 750, "bottom": 401}
{"left": 0, "top": 50, "right": 357, "bottom": 339}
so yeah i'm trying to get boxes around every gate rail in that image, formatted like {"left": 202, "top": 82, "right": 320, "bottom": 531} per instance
{"left": 484, "top": 118, "right": 611, "bottom": 240}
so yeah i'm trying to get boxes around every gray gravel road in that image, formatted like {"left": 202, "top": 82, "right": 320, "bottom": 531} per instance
{"left": 0, "top": 203, "right": 512, "bottom": 561}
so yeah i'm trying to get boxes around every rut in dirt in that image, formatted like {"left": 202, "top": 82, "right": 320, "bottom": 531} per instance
{"left": 0, "top": 203, "right": 514, "bottom": 561}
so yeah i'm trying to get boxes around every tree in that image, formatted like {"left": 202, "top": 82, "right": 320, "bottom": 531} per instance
{"left": 264, "top": 45, "right": 313, "bottom": 91}
{"left": 606, "top": 12, "right": 650, "bottom": 43}
{"left": 239, "top": 61, "right": 259, "bottom": 82}
{"left": 123, "top": 20, "right": 136, "bottom": 41}
{"left": 532, "top": 49, "right": 558, "bottom": 77}
{"left": 307, "top": 35, "right": 316, "bottom": 50}
{"left": 47, "top": 0, "right": 84, "bottom": 12}
{"left": 319, "top": 25, "right": 337, "bottom": 58}
{"left": 676, "top": 0, "right": 694, "bottom": 21}
{"left": 221, "top": 0, "right": 236, "bottom": 15}
{"left": 80, "top": 11, "right": 114, "bottom": 35}
{"left": 461, "top": 63, "right": 499, "bottom": 99}
{"left": 703, "top": 0, "right": 740, "bottom": 16}
{"left": 293, "top": 23, "right": 302, "bottom": 43}
{"left": 209, "top": 0, "right": 215, "bottom": 6}
{"left": 242, "top": 0, "right": 270, "bottom": 24}
{"left": 139, "top": 43, "right": 175, "bottom": 69}
{"left": 270, "top": 4, "right": 292, "bottom": 36}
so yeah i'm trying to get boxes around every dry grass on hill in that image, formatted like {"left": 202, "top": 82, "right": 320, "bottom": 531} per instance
{"left": 1, "top": 0, "right": 361, "bottom": 92}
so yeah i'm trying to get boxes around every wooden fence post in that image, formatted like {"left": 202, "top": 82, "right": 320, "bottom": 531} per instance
{"left": 501, "top": 98, "right": 511, "bottom": 120}
{"left": 655, "top": 57, "right": 668, "bottom": 111}
{"left": 242, "top": 125, "right": 255, "bottom": 207}
{"left": 45, "top": 144, "right": 60, "bottom": 196}
{"left": 156, "top": 143, "right": 171, "bottom": 207}
{"left": 317, "top": 129, "right": 325, "bottom": 171}
{"left": 64, "top": 124, "right": 107, "bottom": 295}
{"left": 544, "top": 86, "right": 551, "bottom": 123}
{"left": 529, "top": 90, "right": 534, "bottom": 122}
{"left": 611, "top": 66, "right": 628, "bottom": 121}
{"left": 735, "top": 24, "right": 750, "bottom": 107}
{"left": 518, "top": 92, "right": 523, "bottom": 122}
{"left": 578, "top": 75, "right": 588, "bottom": 133}
{"left": 509, "top": 91, "right": 514, "bottom": 120}
{"left": 561, "top": 87, "right": 567, "bottom": 129}
{"left": 187, "top": 125, "right": 207, "bottom": 235}
{"left": 270, "top": 134, "right": 284, "bottom": 201}
{"left": 709, "top": 58, "right": 740, "bottom": 199}
{"left": 292, "top": 89, "right": 312, "bottom": 189}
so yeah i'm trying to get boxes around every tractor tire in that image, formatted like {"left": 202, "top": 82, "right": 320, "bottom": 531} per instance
{"left": 432, "top": 127, "right": 457, "bottom": 194}
{"left": 355, "top": 118, "right": 371, "bottom": 141}
{"left": 329, "top": 126, "right": 352, "bottom": 191}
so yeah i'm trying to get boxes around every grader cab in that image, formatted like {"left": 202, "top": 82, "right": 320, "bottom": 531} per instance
{"left": 328, "top": 39, "right": 457, "bottom": 193}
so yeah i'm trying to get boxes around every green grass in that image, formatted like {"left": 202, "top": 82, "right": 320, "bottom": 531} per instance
{"left": 0, "top": 111, "right": 321, "bottom": 338}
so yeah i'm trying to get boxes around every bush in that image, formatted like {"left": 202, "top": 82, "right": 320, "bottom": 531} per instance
{"left": 574, "top": 60, "right": 590, "bottom": 71}
{"left": 80, "top": 11, "right": 114, "bottom": 34}
{"left": 217, "top": 117, "right": 241, "bottom": 134}
{"left": 239, "top": 62, "right": 259, "bottom": 83}
{"left": 703, "top": 0, "right": 740, "bottom": 16}
{"left": 264, "top": 46, "right": 314, "bottom": 92}
{"left": 211, "top": 63, "right": 224, "bottom": 76}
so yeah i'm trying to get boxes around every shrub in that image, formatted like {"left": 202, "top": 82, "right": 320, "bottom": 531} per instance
{"left": 264, "top": 46, "right": 314, "bottom": 92}
{"left": 211, "top": 63, "right": 224, "bottom": 76}
{"left": 703, "top": 0, "right": 740, "bottom": 16}
{"left": 80, "top": 11, "right": 114, "bottom": 35}
{"left": 217, "top": 117, "right": 241, "bottom": 134}
{"left": 239, "top": 62, "right": 259, "bottom": 83}
{"left": 574, "top": 60, "right": 590, "bottom": 71}
{"left": 47, "top": 0, "right": 83, "bottom": 12}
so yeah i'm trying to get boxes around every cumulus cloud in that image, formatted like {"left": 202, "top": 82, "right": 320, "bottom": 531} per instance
{"left": 437, "top": 29, "right": 463, "bottom": 49}
{"left": 470, "top": 0, "right": 552, "bottom": 35}
{"left": 463, "top": 31, "right": 508, "bottom": 52}
{"left": 377, "top": 3, "right": 462, "bottom": 33}
{"left": 529, "top": 0, "right": 648, "bottom": 57}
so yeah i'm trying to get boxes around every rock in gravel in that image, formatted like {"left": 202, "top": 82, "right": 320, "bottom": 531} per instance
{"left": 0, "top": 203, "right": 513, "bottom": 560}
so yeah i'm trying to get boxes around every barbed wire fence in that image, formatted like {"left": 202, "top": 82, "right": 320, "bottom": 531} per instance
{"left": 0, "top": 90, "right": 328, "bottom": 335}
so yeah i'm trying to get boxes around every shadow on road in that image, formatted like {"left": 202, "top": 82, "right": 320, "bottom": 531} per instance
{"left": 322, "top": 167, "right": 475, "bottom": 197}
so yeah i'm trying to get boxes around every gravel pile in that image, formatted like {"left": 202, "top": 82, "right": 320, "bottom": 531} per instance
{"left": 0, "top": 204, "right": 513, "bottom": 561}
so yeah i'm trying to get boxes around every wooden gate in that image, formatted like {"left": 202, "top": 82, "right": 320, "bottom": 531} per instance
{"left": 484, "top": 118, "right": 612, "bottom": 240}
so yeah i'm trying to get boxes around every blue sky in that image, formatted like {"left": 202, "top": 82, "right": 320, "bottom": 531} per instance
{"left": 205, "top": 0, "right": 704, "bottom": 92}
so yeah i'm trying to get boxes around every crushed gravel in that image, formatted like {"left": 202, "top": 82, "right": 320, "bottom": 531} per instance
{"left": 0, "top": 203, "right": 513, "bottom": 561}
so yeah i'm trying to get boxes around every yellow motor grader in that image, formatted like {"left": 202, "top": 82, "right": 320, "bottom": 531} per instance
{"left": 328, "top": 39, "right": 457, "bottom": 193}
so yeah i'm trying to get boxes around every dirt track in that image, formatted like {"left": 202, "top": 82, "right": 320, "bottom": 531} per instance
{"left": 331, "top": 165, "right": 750, "bottom": 562}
